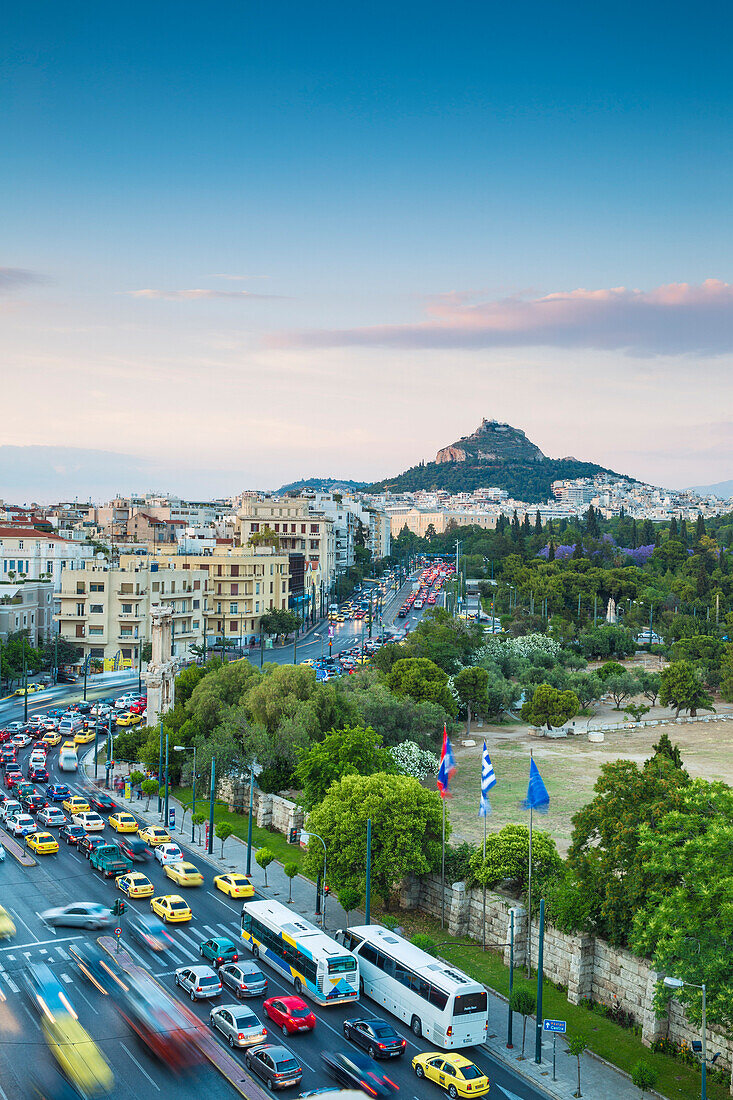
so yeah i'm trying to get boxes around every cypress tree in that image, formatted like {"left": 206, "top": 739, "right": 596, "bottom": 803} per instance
{"left": 572, "top": 540, "right": 583, "bottom": 560}
{"left": 535, "top": 510, "right": 542, "bottom": 535}
{"left": 631, "top": 518, "right": 638, "bottom": 548}
{"left": 547, "top": 519, "right": 554, "bottom": 536}
{"left": 522, "top": 513, "right": 531, "bottom": 535}
{"left": 548, "top": 540, "right": 556, "bottom": 562}
{"left": 696, "top": 513, "right": 706, "bottom": 540}
{"left": 641, "top": 519, "right": 655, "bottom": 545}
{"left": 586, "top": 504, "right": 599, "bottom": 538}
{"left": 680, "top": 519, "right": 688, "bottom": 547}
{"left": 669, "top": 516, "right": 679, "bottom": 540}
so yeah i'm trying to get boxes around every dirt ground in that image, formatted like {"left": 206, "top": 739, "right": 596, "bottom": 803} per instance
{"left": 447, "top": 705, "right": 733, "bottom": 855}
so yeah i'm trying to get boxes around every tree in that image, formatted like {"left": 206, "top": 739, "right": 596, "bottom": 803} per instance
{"left": 337, "top": 885, "right": 361, "bottom": 923}
{"left": 247, "top": 525, "right": 279, "bottom": 548}
{"left": 652, "top": 732, "right": 683, "bottom": 768}
{"left": 454, "top": 666, "right": 489, "bottom": 732}
{"left": 387, "top": 658, "right": 457, "bottom": 717}
{"left": 521, "top": 683, "right": 579, "bottom": 729}
{"left": 284, "top": 862, "right": 299, "bottom": 903}
{"left": 259, "top": 609, "right": 300, "bottom": 643}
{"left": 303, "top": 773, "right": 444, "bottom": 907}
{"left": 141, "top": 778, "right": 159, "bottom": 810}
{"left": 635, "top": 669, "right": 661, "bottom": 707}
{"left": 603, "top": 672, "right": 638, "bottom": 710}
{"left": 469, "top": 824, "right": 561, "bottom": 895}
{"left": 129, "top": 769, "right": 144, "bottom": 787}
{"left": 567, "top": 672, "right": 603, "bottom": 710}
{"left": 624, "top": 703, "right": 650, "bottom": 723}
{"left": 631, "top": 1061, "right": 657, "bottom": 1098}
{"left": 215, "top": 822, "right": 234, "bottom": 858}
{"left": 659, "top": 661, "right": 715, "bottom": 717}
{"left": 295, "top": 725, "right": 394, "bottom": 811}
{"left": 256, "top": 847, "right": 275, "bottom": 887}
{"left": 192, "top": 811, "right": 206, "bottom": 844}
{"left": 566, "top": 1033, "right": 588, "bottom": 1097}
{"left": 577, "top": 625, "right": 636, "bottom": 660}
{"left": 509, "top": 988, "right": 536, "bottom": 1058}
{"left": 41, "top": 636, "right": 82, "bottom": 671}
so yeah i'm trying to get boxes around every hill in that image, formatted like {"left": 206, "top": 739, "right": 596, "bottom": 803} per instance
{"left": 368, "top": 418, "right": 624, "bottom": 503}
{"left": 277, "top": 476, "right": 368, "bottom": 495}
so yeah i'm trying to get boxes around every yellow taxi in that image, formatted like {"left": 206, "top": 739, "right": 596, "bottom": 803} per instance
{"left": 74, "top": 729, "right": 96, "bottom": 744}
{"left": 335, "top": 615, "right": 346, "bottom": 623}
{"left": 14, "top": 685, "right": 39, "bottom": 696}
{"left": 164, "top": 861, "right": 204, "bottom": 887}
{"left": 109, "top": 811, "right": 138, "bottom": 833}
{"left": 42, "top": 731, "right": 62, "bottom": 747}
{"left": 299, "top": 658, "right": 314, "bottom": 667}
{"left": 63, "top": 795, "right": 90, "bottom": 814}
{"left": 150, "top": 894, "right": 192, "bottom": 923}
{"left": 138, "top": 825, "right": 170, "bottom": 847}
{"left": 116, "top": 872, "right": 154, "bottom": 898}
{"left": 61, "top": 740, "right": 77, "bottom": 750}
{"left": 116, "top": 711, "right": 142, "bottom": 727}
{"left": 0, "top": 905, "right": 16, "bottom": 939}
{"left": 213, "top": 872, "right": 255, "bottom": 899}
{"left": 41, "top": 1012, "right": 114, "bottom": 1098}
{"left": 26, "top": 831, "right": 59, "bottom": 855}
{"left": 412, "top": 1053, "right": 490, "bottom": 1097}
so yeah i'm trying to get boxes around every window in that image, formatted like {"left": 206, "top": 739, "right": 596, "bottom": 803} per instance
{"left": 429, "top": 986, "right": 449, "bottom": 1011}
{"left": 90, "top": 604, "right": 103, "bottom": 614}
{"left": 229, "top": 621, "right": 237, "bottom": 632}
{"left": 359, "top": 943, "right": 379, "bottom": 966}
{"left": 121, "top": 603, "right": 132, "bottom": 614}
{"left": 231, "top": 565, "right": 239, "bottom": 577}
{"left": 193, "top": 599, "right": 200, "bottom": 609}
{"left": 229, "top": 603, "right": 238, "bottom": 614}
{"left": 230, "top": 583, "right": 238, "bottom": 595}
{"left": 46, "top": 560, "right": 53, "bottom": 573}
{"left": 90, "top": 583, "right": 104, "bottom": 592}
{"left": 76, "top": 602, "right": 85, "bottom": 616}
{"left": 122, "top": 648, "right": 132, "bottom": 659}
{"left": 120, "top": 628, "right": 132, "bottom": 637}
{"left": 18, "top": 541, "right": 23, "bottom": 549}
{"left": 89, "top": 627, "right": 103, "bottom": 636}
{"left": 454, "top": 991, "right": 487, "bottom": 1016}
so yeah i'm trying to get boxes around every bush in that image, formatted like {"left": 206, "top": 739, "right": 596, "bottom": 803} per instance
{"left": 410, "top": 934, "right": 437, "bottom": 956}
{"left": 389, "top": 741, "right": 439, "bottom": 780}
{"left": 444, "top": 841, "right": 479, "bottom": 885}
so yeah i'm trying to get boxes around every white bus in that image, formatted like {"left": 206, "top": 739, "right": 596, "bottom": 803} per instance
{"left": 336, "top": 925, "right": 488, "bottom": 1049}
{"left": 240, "top": 900, "right": 359, "bottom": 1007}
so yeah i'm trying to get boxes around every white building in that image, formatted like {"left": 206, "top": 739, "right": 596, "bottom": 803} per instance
{"left": 0, "top": 526, "right": 96, "bottom": 590}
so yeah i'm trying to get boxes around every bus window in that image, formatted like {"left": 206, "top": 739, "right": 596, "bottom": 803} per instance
{"left": 429, "top": 986, "right": 448, "bottom": 1010}
{"left": 242, "top": 913, "right": 252, "bottom": 933}
{"left": 454, "top": 991, "right": 487, "bottom": 1016}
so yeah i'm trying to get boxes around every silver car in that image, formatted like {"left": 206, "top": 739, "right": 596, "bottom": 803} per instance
{"left": 219, "top": 961, "right": 268, "bottom": 999}
{"left": 209, "top": 1004, "right": 268, "bottom": 1048}
{"left": 41, "top": 903, "right": 112, "bottom": 929}
{"left": 174, "top": 965, "right": 222, "bottom": 1001}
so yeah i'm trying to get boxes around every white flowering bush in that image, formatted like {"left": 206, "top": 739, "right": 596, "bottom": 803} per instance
{"left": 389, "top": 741, "right": 439, "bottom": 780}
{"left": 511, "top": 633, "right": 561, "bottom": 661}
{"left": 446, "top": 675, "right": 461, "bottom": 711}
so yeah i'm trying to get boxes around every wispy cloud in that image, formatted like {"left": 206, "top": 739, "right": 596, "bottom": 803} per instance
{"left": 207, "top": 274, "right": 272, "bottom": 281}
{"left": 0, "top": 267, "right": 46, "bottom": 293}
{"left": 127, "top": 287, "right": 284, "bottom": 301}
{"left": 271, "top": 279, "right": 733, "bottom": 356}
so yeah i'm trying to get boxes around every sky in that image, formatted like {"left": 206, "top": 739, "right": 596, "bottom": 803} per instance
{"left": 3, "top": 1, "right": 733, "bottom": 501}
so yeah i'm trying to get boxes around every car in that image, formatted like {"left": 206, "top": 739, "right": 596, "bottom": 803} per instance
{"left": 63, "top": 795, "right": 90, "bottom": 814}
{"left": 154, "top": 842, "right": 183, "bottom": 865}
{"left": 60, "top": 824, "right": 86, "bottom": 846}
{"left": 263, "top": 996, "right": 316, "bottom": 1037}
{"left": 322, "top": 1050, "right": 399, "bottom": 1096}
{"left": 138, "top": 825, "right": 170, "bottom": 846}
{"left": 114, "top": 695, "right": 137, "bottom": 709}
{"left": 213, "top": 872, "right": 255, "bottom": 899}
{"left": 68, "top": 941, "right": 127, "bottom": 996}
{"left": 0, "top": 904, "right": 16, "bottom": 938}
{"left": 79, "top": 833, "right": 107, "bottom": 858}
{"left": 163, "top": 860, "right": 203, "bottom": 887}
{"left": 41, "top": 1012, "right": 114, "bottom": 1098}
{"left": 116, "top": 872, "right": 154, "bottom": 898}
{"left": 12, "top": 734, "right": 32, "bottom": 748}
{"left": 150, "top": 894, "right": 192, "bottom": 923}
{"left": 41, "top": 902, "right": 112, "bottom": 929}
{"left": 7, "top": 813, "right": 38, "bottom": 837}
{"left": 175, "top": 964, "right": 222, "bottom": 1002}
{"left": 43, "top": 729, "right": 62, "bottom": 744}
{"left": 23, "top": 792, "right": 48, "bottom": 814}
{"left": 210, "top": 1004, "right": 268, "bottom": 1048}
{"left": 28, "top": 766, "right": 49, "bottom": 784}
{"left": 199, "top": 937, "right": 239, "bottom": 966}
{"left": 4, "top": 769, "right": 22, "bottom": 789}
{"left": 218, "top": 961, "right": 268, "bottom": 999}
{"left": 343, "top": 1018, "right": 406, "bottom": 1059}
{"left": 72, "top": 811, "right": 105, "bottom": 832}
{"left": 14, "top": 685, "right": 39, "bottom": 696}
{"left": 89, "top": 792, "right": 117, "bottom": 813}
{"left": 16, "top": 781, "right": 35, "bottom": 801}
{"left": 37, "top": 806, "right": 67, "bottom": 828}
{"left": 245, "top": 1044, "right": 303, "bottom": 1091}
{"left": 27, "top": 831, "right": 60, "bottom": 855}
{"left": 128, "top": 913, "right": 174, "bottom": 953}
{"left": 116, "top": 712, "right": 142, "bottom": 727}
{"left": 411, "top": 1053, "right": 490, "bottom": 1097}
{"left": 118, "top": 836, "right": 152, "bottom": 862}
{"left": 47, "top": 784, "right": 71, "bottom": 802}
{"left": 73, "top": 729, "right": 96, "bottom": 744}
{"left": 0, "top": 799, "right": 22, "bottom": 823}
{"left": 109, "top": 811, "right": 138, "bottom": 833}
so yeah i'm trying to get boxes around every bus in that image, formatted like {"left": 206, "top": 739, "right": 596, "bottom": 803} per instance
{"left": 336, "top": 925, "right": 488, "bottom": 1049}
{"left": 240, "top": 900, "right": 359, "bottom": 1006}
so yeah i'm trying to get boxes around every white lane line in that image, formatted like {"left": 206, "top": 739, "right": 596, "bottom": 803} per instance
{"left": 210, "top": 893, "right": 240, "bottom": 915}
{"left": 0, "top": 974, "right": 19, "bottom": 994}
{"left": 174, "top": 929, "right": 200, "bottom": 951}
{"left": 203, "top": 924, "right": 220, "bottom": 937}
{"left": 167, "top": 950, "right": 188, "bottom": 964}
{"left": 60, "top": 973, "right": 72, "bottom": 984}
{"left": 20, "top": 1002, "right": 40, "bottom": 1029}
{"left": 217, "top": 922, "right": 238, "bottom": 936}
{"left": 0, "top": 1081, "right": 9, "bottom": 1100}
{"left": 74, "top": 983, "right": 97, "bottom": 1012}
{"left": 6, "top": 908, "right": 39, "bottom": 941}
{"left": 56, "top": 946, "right": 70, "bottom": 960}
{"left": 3, "top": 956, "right": 14, "bottom": 962}
{"left": 118, "top": 940, "right": 147, "bottom": 966}
{"left": 119, "top": 1040, "right": 161, "bottom": 1091}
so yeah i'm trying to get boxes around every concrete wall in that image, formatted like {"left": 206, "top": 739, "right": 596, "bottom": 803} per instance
{"left": 401, "top": 873, "right": 733, "bottom": 1085}
{"left": 217, "top": 776, "right": 304, "bottom": 836}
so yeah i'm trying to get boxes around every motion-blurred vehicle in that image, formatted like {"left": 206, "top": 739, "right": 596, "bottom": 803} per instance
{"left": 0, "top": 904, "right": 16, "bottom": 939}
{"left": 117, "top": 836, "right": 151, "bottom": 862}
{"left": 322, "top": 1050, "right": 399, "bottom": 1096}
{"left": 127, "top": 912, "right": 174, "bottom": 953}
{"left": 41, "top": 1012, "right": 114, "bottom": 1097}
{"left": 117, "top": 972, "right": 204, "bottom": 1071}
{"left": 165, "top": 861, "right": 204, "bottom": 886}
{"left": 88, "top": 792, "right": 117, "bottom": 814}
{"left": 41, "top": 902, "right": 112, "bottom": 930}
{"left": 68, "top": 942, "right": 128, "bottom": 996}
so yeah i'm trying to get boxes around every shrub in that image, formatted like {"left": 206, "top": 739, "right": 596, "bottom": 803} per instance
{"left": 389, "top": 741, "right": 439, "bottom": 780}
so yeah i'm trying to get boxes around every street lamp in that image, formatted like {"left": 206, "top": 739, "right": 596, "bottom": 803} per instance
{"left": 245, "top": 760, "right": 263, "bottom": 876}
{"left": 664, "top": 976, "right": 707, "bottom": 1100}
{"left": 174, "top": 744, "right": 197, "bottom": 843}
{"left": 301, "top": 830, "right": 327, "bottom": 928}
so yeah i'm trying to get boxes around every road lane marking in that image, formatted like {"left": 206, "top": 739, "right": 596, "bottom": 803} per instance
{"left": 60, "top": 973, "right": 72, "bottom": 984}
{"left": 0, "top": 936, "right": 82, "bottom": 952}
{"left": 0, "top": 974, "right": 19, "bottom": 994}
{"left": 211, "top": 893, "right": 240, "bottom": 915}
{"left": 119, "top": 1040, "right": 161, "bottom": 1090}
{"left": 20, "top": 1002, "right": 40, "bottom": 1029}
{"left": 174, "top": 929, "right": 200, "bottom": 950}
{"left": 6, "top": 908, "right": 39, "bottom": 941}
{"left": 203, "top": 924, "right": 220, "bottom": 937}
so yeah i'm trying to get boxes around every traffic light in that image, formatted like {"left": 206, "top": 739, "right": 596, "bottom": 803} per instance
{"left": 288, "top": 828, "right": 299, "bottom": 844}
{"left": 118, "top": 899, "right": 127, "bottom": 916}
{"left": 323, "top": 884, "right": 330, "bottom": 897}
{"left": 112, "top": 899, "right": 119, "bottom": 916}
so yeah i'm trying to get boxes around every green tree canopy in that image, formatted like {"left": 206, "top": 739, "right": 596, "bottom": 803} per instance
{"left": 659, "top": 660, "right": 715, "bottom": 717}
{"left": 521, "top": 683, "right": 579, "bottom": 729}
{"left": 469, "top": 823, "right": 561, "bottom": 897}
{"left": 453, "top": 666, "right": 489, "bottom": 726}
{"left": 295, "top": 725, "right": 394, "bottom": 811}
{"left": 386, "top": 657, "right": 457, "bottom": 717}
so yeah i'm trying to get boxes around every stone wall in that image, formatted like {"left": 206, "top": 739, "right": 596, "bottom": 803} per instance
{"left": 401, "top": 873, "right": 733, "bottom": 1086}
{"left": 217, "top": 776, "right": 304, "bottom": 836}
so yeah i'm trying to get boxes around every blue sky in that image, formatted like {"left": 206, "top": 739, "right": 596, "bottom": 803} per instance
{"left": 3, "top": 2, "right": 733, "bottom": 499}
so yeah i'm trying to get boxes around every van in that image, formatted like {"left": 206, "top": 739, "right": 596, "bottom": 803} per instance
{"left": 59, "top": 716, "right": 83, "bottom": 737}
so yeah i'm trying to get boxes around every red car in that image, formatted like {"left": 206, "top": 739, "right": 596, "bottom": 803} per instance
{"left": 262, "top": 996, "right": 316, "bottom": 1036}
{"left": 5, "top": 769, "right": 23, "bottom": 789}
{"left": 128, "top": 699, "right": 147, "bottom": 715}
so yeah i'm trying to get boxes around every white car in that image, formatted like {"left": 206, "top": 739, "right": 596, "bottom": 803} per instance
{"left": 0, "top": 800, "right": 22, "bottom": 823}
{"left": 37, "top": 806, "right": 67, "bottom": 828}
{"left": 209, "top": 1004, "right": 268, "bottom": 1048}
{"left": 0, "top": 842, "right": 5, "bottom": 862}
{"left": 12, "top": 735, "right": 31, "bottom": 748}
{"left": 7, "top": 814, "right": 37, "bottom": 837}
{"left": 114, "top": 695, "right": 137, "bottom": 710}
{"left": 154, "top": 843, "right": 184, "bottom": 866}
{"left": 72, "top": 811, "right": 105, "bottom": 832}
{"left": 29, "top": 714, "right": 47, "bottom": 730}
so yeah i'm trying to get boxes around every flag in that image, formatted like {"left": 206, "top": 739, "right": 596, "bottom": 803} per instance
{"left": 479, "top": 741, "right": 496, "bottom": 817}
{"left": 522, "top": 757, "right": 550, "bottom": 813}
{"left": 436, "top": 725, "right": 456, "bottom": 798}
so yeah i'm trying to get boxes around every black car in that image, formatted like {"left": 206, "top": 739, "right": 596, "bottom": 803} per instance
{"left": 22, "top": 792, "right": 48, "bottom": 814}
{"left": 29, "top": 767, "right": 49, "bottom": 784}
{"left": 60, "top": 824, "right": 86, "bottom": 846}
{"left": 117, "top": 836, "right": 151, "bottom": 862}
{"left": 343, "top": 1018, "right": 406, "bottom": 1059}
{"left": 76, "top": 702, "right": 93, "bottom": 714}
{"left": 245, "top": 1045, "right": 302, "bottom": 1091}
{"left": 321, "top": 1051, "right": 399, "bottom": 1096}
{"left": 79, "top": 834, "right": 107, "bottom": 859}
{"left": 88, "top": 792, "right": 117, "bottom": 813}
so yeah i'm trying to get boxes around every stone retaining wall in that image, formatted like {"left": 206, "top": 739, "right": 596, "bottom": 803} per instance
{"left": 217, "top": 776, "right": 303, "bottom": 836}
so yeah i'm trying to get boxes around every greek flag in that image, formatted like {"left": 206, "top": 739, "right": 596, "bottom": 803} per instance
{"left": 479, "top": 741, "right": 496, "bottom": 817}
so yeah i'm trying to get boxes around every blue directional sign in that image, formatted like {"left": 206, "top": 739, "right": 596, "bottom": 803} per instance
{"left": 168, "top": 808, "right": 175, "bottom": 830}
{"left": 543, "top": 1019, "right": 567, "bottom": 1033}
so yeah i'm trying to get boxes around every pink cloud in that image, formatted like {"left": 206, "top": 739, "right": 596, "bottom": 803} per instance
{"left": 128, "top": 288, "right": 283, "bottom": 301}
{"left": 271, "top": 278, "right": 733, "bottom": 355}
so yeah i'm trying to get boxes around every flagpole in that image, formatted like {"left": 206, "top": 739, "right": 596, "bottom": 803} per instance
{"left": 482, "top": 813, "right": 487, "bottom": 950}
{"left": 527, "top": 749, "right": 533, "bottom": 978}
{"left": 441, "top": 796, "right": 446, "bottom": 929}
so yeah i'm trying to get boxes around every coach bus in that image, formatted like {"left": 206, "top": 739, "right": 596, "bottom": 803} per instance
{"left": 336, "top": 925, "right": 488, "bottom": 1048}
{"left": 240, "top": 900, "right": 359, "bottom": 1006}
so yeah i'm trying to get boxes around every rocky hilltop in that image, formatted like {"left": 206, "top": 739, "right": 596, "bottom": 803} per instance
{"left": 435, "top": 418, "right": 546, "bottom": 465}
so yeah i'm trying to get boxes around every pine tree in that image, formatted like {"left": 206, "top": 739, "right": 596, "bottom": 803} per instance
{"left": 631, "top": 518, "right": 638, "bottom": 548}
{"left": 511, "top": 510, "right": 520, "bottom": 541}
{"left": 522, "top": 513, "right": 531, "bottom": 535}
{"left": 641, "top": 519, "right": 655, "bottom": 545}
{"left": 534, "top": 510, "right": 542, "bottom": 535}
{"left": 559, "top": 518, "right": 567, "bottom": 534}
{"left": 680, "top": 519, "right": 688, "bottom": 547}
{"left": 585, "top": 504, "right": 599, "bottom": 538}
{"left": 547, "top": 519, "right": 554, "bottom": 535}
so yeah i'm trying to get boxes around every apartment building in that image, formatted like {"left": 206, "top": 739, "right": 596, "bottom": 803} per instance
{"left": 152, "top": 546, "right": 291, "bottom": 648}
{"left": 0, "top": 581, "right": 54, "bottom": 645}
{"left": 56, "top": 559, "right": 209, "bottom": 666}
{"left": 0, "top": 526, "right": 96, "bottom": 588}
{"left": 235, "top": 498, "right": 335, "bottom": 600}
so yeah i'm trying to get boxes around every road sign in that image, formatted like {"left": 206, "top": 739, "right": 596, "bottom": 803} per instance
{"left": 168, "top": 808, "right": 175, "bottom": 830}
{"left": 543, "top": 1019, "right": 566, "bottom": 1033}
{"left": 114, "top": 927, "right": 122, "bottom": 937}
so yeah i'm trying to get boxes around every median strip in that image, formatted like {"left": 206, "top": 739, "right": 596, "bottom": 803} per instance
{"left": 0, "top": 827, "right": 36, "bottom": 867}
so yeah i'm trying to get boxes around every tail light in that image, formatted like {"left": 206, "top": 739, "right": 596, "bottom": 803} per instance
{"left": 378, "top": 1043, "right": 386, "bottom": 1049}
{"left": 232, "top": 954, "right": 238, "bottom": 961}
{"left": 360, "top": 1083, "right": 377, "bottom": 1099}
{"left": 196, "top": 986, "right": 202, "bottom": 992}
{"left": 446, "top": 1026, "right": 453, "bottom": 1037}
{"left": 383, "top": 1077, "right": 398, "bottom": 1091}
{"left": 237, "top": 1033, "right": 244, "bottom": 1040}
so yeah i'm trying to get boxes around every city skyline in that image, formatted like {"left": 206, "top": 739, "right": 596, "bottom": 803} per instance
{"left": 3, "top": 1, "right": 733, "bottom": 497}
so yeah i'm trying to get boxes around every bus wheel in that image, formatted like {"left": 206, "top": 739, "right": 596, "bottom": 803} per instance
{"left": 359, "top": 977, "right": 364, "bottom": 995}
{"left": 252, "top": 944, "right": 259, "bottom": 958}
{"left": 294, "top": 977, "right": 303, "bottom": 994}
{"left": 411, "top": 1016, "right": 422, "bottom": 1038}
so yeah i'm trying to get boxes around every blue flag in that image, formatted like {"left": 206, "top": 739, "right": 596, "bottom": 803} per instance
{"left": 522, "top": 757, "right": 550, "bottom": 813}
{"left": 479, "top": 741, "right": 496, "bottom": 817}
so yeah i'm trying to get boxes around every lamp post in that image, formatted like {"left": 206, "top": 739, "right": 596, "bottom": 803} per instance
{"left": 174, "top": 744, "right": 196, "bottom": 842}
{"left": 163, "top": 730, "right": 169, "bottom": 829}
{"left": 208, "top": 757, "right": 215, "bottom": 855}
{"left": 22, "top": 645, "right": 28, "bottom": 723}
{"left": 246, "top": 760, "right": 262, "bottom": 876}
{"left": 157, "top": 716, "right": 164, "bottom": 815}
{"left": 664, "top": 977, "right": 706, "bottom": 1100}
{"left": 105, "top": 711, "right": 113, "bottom": 789}
{"left": 301, "top": 830, "right": 327, "bottom": 928}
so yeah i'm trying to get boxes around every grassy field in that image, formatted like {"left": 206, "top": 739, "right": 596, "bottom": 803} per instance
{"left": 385, "top": 908, "right": 728, "bottom": 1100}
